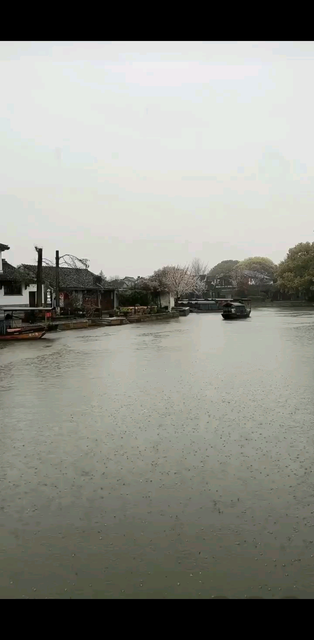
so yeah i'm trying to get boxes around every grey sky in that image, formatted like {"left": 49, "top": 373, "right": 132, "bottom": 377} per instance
{"left": 1, "top": 41, "right": 313, "bottom": 276}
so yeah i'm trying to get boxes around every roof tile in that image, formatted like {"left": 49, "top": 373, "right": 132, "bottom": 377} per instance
{"left": 0, "top": 260, "right": 28, "bottom": 282}
{"left": 21, "top": 264, "right": 115, "bottom": 290}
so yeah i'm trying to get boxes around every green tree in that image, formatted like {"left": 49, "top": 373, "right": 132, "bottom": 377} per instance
{"left": 234, "top": 256, "right": 277, "bottom": 283}
{"left": 208, "top": 260, "right": 239, "bottom": 280}
{"left": 277, "top": 242, "right": 314, "bottom": 299}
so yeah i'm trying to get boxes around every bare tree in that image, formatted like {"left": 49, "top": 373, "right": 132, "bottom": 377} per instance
{"left": 189, "top": 259, "right": 208, "bottom": 298}
{"left": 41, "top": 253, "right": 89, "bottom": 269}
{"left": 191, "top": 275, "right": 206, "bottom": 298}
{"left": 190, "top": 258, "right": 209, "bottom": 277}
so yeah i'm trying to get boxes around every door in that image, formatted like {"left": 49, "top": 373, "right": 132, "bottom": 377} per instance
{"left": 29, "top": 291, "right": 36, "bottom": 306}
{"left": 101, "top": 290, "right": 114, "bottom": 310}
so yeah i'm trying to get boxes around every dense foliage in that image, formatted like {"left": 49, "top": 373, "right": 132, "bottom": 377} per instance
{"left": 208, "top": 260, "right": 239, "bottom": 279}
{"left": 117, "top": 289, "right": 152, "bottom": 307}
{"left": 277, "top": 242, "right": 314, "bottom": 298}
{"left": 234, "top": 256, "right": 277, "bottom": 282}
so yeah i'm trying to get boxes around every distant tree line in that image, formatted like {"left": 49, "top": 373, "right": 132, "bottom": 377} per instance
{"left": 276, "top": 242, "right": 314, "bottom": 300}
{"left": 99, "top": 240, "right": 314, "bottom": 304}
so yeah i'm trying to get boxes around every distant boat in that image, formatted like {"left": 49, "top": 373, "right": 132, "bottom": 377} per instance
{"left": 221, "top": 300, "right": 251, "bottom": 320}
{"left": 188, "top": 300, "right": 221, "bottom": 313}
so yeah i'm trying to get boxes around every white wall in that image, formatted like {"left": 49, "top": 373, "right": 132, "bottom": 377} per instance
{"left": 0, "top": 283, "right": 44, "bottom": 307}
{"left": 159, "top": 291, "right": 175, "bottom": 310}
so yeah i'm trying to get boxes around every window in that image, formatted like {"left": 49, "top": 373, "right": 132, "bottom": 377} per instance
{"left": 4, "top": 282, "right": 22, "bottom": 296}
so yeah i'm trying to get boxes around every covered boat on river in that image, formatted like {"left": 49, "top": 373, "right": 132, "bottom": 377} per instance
{"left": 221, "top": 299, "right": 251, "bottom": 320}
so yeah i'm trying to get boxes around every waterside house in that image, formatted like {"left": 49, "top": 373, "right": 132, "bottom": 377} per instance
{"left": 204, "top": 271, "right": 274, "bottom": 298}
{"left": 107, "top": 276, "right": 175, "bottom": 310}
{"left": 21, "top": 264, "right": 117, "bottom": 311}
{"left": 241, "top": 270, "right": 274, "bottom": 286}
{"left": 0, "top": 243, "right": 43, "bottom": 308}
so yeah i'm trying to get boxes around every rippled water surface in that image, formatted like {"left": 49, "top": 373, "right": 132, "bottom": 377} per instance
{"left": 1, "top": 308, "right": 314, "bottom": 598}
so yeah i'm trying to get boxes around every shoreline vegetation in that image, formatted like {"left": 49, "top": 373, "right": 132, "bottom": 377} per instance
{"left": 104, "top": 242, "right": 314, "bottom": 310}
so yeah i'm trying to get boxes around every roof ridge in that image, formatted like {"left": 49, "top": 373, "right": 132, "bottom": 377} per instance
{"left": 19, "top": 263, "right": 102, "bottom": 289}
{"left": 22, "top": 262, "right": 96, "bottom": 273}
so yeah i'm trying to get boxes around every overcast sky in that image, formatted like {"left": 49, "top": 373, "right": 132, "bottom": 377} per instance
{"left": 1, "top": 41, "right": 313, "bottom": 276}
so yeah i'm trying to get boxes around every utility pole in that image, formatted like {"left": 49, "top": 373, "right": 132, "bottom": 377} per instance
{"left": 36, "top": 247, "right": 43, "bottom": 307}
{"left": 55, "top": 250, "right": 60, "bottom": 314}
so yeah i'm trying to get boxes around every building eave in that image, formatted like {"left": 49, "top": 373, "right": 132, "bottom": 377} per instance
{"left": 60, "top": 286, "right": 116, "bottom": 292}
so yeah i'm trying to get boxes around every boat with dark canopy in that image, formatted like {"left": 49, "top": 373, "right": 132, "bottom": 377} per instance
{"left": 221, "top": 299, "right": 251, "bottom": 320}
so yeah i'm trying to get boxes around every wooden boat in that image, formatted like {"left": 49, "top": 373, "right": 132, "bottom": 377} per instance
{"left": 0, "top": 306, "right": 52, "bottom": 341}
{"left": 188, "top": 300, "right": 221, "bottom": 313}
{"left": 221, "top": 300, "right": 251, "bottom": 320}
{"left": 0, "top": 325, "right": 46, "bottom": 340}
{"left": 187, "top": 299, "right": 237, "bottom": 313}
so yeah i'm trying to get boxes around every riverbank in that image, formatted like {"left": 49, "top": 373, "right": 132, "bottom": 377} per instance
{"left": 125, "top": 311, "right": 179, "bottom": 323}
{"left": 49, "top": 311, "right": 180, "bottom": 331}
{"left": 251, "top": 300, "right": 314, "bottom": 307}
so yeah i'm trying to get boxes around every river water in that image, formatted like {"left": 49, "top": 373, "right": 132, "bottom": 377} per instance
{"left": 1, "top": 307, "right": 314, "bottom": 599}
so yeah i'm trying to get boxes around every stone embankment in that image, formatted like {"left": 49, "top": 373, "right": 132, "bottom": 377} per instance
{"left": 50, "top": 312, "right": 180, "bottom": 331}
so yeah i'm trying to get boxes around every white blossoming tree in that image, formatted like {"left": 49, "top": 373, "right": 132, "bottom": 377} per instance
{"left": 146, "top": 265, "right": 205, "bottom": 305}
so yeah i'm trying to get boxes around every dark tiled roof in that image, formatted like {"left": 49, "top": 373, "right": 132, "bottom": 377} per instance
{"left": 21, "top": 264, "right": 115, "bottom": 290}
{"left": 0, "top": 243, "right": 10, "bottom": 252}
{"left": 107, "top": 278, "right": 124, "bottom": 289}
{"left": 0, "top": 260, "right": 28, "bottom": 282}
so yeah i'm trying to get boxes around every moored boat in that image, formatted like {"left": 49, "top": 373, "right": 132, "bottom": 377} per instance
{"left": 188, "top": 300, "right": 221, "bottom": 313}
{"left": 0, "top": 326, "right": 46, "bottom": 340}
{"left": 0, "top": 307, "right": 49, "bottom": 341}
